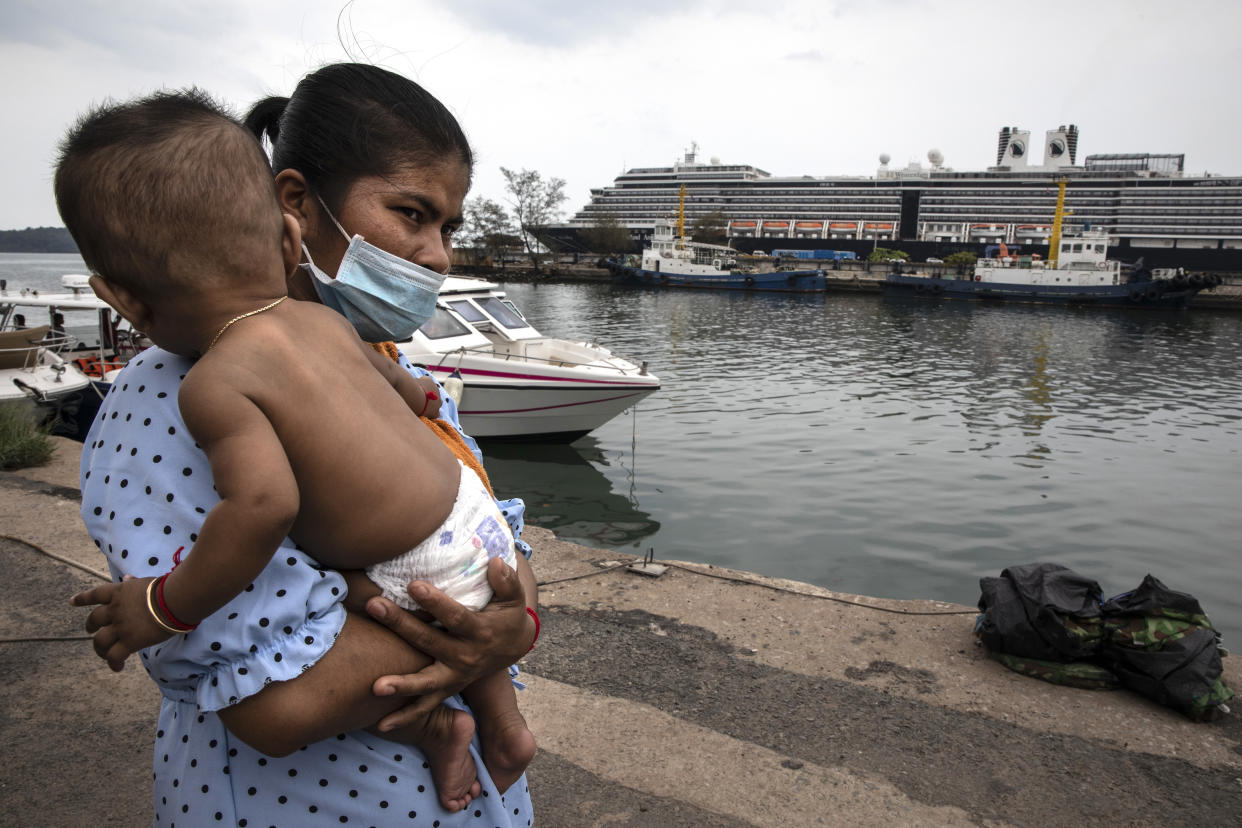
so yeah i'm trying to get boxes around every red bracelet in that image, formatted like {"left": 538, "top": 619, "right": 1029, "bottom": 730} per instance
{"left": 419, "top": 388, "right": 439, "bottom": 416}
{"left": 526, "top": 606, "right": 540, "bottom": 652}
{"left": 155, "top": 573, "right": 198, "bottom": 632}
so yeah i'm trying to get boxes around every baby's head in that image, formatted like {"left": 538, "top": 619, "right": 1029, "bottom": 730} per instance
{"left": 54, "top": 90, "right": 288, "bottom": 346}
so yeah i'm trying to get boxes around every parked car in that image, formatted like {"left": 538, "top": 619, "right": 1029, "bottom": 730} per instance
{"left": 926, "top": 257, "right": 944, "bottom": 264}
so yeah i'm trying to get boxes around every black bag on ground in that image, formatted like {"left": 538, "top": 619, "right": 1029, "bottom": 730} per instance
{"left": 976, "top": 562, "right": 1104, "bottom": 661}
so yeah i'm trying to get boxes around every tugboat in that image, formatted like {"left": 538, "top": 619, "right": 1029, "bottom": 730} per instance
{"left": 884, "top": 180, "right": 1218, "bottom": 308}
{"left": 606, "top": 187, "right": 826, "bottom": 293}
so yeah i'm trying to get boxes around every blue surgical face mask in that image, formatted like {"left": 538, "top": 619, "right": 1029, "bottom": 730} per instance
{"left": 300, "top": 196, "right": 447, "bottom": 343}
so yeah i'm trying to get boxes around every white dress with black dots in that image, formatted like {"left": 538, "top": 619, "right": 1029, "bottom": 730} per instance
{"left": 80, "top": 349, "right": 535, "bottom": 827}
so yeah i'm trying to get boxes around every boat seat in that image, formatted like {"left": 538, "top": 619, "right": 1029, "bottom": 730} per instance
{"left": 0, "top": 325, "right": 51, "bottom": 369}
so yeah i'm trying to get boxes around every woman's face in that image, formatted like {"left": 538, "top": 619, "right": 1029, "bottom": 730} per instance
{"left": 295, "top": 158, "right": 470, "bottom": 286}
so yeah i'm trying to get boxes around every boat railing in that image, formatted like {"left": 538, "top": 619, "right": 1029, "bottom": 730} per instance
{"left": 430, "top": 343, "right": 646, "bottom": 376}
{"left": 0, "top": 326, "right": 79, "bottom": 370}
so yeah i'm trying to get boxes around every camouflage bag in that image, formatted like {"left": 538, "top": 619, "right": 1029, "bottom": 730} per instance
{"left": 977, "top": 564, "right": 1234, "bottom": 721}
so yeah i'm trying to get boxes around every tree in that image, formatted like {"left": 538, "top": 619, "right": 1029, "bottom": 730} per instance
{"left": 944, "top": 251, "right": 978, "bottom": 267}
{"left": 461, "top": 197, "right": 520, "bottom": 269}
{"left": 867, "top": 247, "right": 909, "bottom": 263}
{"left": 689, "top": 210, "right": 728, "bottom": 245}
{"left": 579, "top": 213, "right": 631, "bottom": 256}
{"left": 501, "top": 167, "right": 567, "bottom": 272}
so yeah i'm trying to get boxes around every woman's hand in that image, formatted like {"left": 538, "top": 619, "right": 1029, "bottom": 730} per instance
{"left": 365, "top": 557, "right": 537, "bottom": 731}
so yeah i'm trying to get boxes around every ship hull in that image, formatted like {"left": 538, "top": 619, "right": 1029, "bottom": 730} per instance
{"left": 884, "top": 273, "right": 1205, "bottom": 308}
{"left": 607, "top": 261, "right": 826, "bottom": 293}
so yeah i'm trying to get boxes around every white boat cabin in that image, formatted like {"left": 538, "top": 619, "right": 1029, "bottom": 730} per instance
{"left": 640, "top": 219, "right": 737, "bottom": 276}
{"left": 974, "top": 229, "right": 1121, "bottom": 286}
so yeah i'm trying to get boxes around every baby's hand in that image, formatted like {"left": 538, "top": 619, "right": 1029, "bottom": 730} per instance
{"left": 414, "top": 375, "right": 443, "bottom": 419}
{"left": 70, "top": 577, "right": 175, "bottom": 671}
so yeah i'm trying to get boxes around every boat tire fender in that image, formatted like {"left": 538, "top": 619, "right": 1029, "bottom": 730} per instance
{"left": 973, "top": 275, "right": 981, "bottom": 282}
{"left": 744, "top": 276, "right": 755, "bottom": 287}
{"left": 1129, "top": 288, "right": 1144, "bottom": 302}
{"left": 930, "top": 282, "right": 944, "bottom": 295}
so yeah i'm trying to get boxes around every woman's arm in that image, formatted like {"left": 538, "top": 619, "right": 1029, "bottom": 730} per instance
{"left": 216, "top": 555, "right": 535, "bottom": 751}
{"left": 217, "top": 610, "right": 430, "bottom": 756}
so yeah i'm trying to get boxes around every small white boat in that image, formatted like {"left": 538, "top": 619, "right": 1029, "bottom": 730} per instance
{"left": 1, "top": 275, "right": 143, "bottom": 437}
{"left": 397, "top": 277, "right": 660, "bottom": 441}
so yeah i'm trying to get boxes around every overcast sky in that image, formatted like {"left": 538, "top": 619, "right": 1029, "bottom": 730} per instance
{"left": 3, "top": 0, "right": 1239, "bottom": 231}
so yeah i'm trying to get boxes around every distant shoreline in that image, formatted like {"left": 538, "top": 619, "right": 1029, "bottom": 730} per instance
{"left": 0, "top": 227, "right": 79, "bottom": 254}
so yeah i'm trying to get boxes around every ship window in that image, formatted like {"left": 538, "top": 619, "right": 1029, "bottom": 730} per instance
{"left": 1095, "top": 244, "right": 1104, "bottom": 253}
{"left": 476, "top": 296, "right": 529, "bottom": 329}
{"left": 1072, "top": 243, "right": 1082, "bottom": 252}
{"left": 419, "top": 307, "right": 473, "bottom": 340}
{"left": 447, "top": 300, "right": 487, "bottom": 323}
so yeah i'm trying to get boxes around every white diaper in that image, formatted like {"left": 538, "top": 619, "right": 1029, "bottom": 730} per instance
{"left": 366, "top": 461, "right": 517, "bottom": 612}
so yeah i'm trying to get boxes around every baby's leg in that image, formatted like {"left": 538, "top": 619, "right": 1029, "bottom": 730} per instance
{"left": 394, "top": 703, "right": 481, "bottom": 812}
{"left": 461, "top": 669, "right": 536, "bottom": 796}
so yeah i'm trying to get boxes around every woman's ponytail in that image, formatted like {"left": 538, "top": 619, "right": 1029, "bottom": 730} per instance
{"left": 243, "top": 95, "right": 290, "bottom": 148}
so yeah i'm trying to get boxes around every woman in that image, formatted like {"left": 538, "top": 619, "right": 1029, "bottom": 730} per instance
{"left": 76, "top": 64, "right": 536, "bottom": 826}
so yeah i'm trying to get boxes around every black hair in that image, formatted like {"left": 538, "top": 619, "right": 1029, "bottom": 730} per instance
{"left": 54, "top": 89, "right": 283, "bottom": 297}
{"left": 244, "top": 63, "right": 473, "bottom": 211}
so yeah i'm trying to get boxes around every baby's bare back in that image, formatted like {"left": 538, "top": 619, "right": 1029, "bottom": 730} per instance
{"left": 188, "top": 301, "right": 459, "bottom": 569}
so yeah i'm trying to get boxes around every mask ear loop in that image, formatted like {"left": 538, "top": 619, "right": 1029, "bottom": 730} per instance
{"left": 315, "top": 193, "right": 355, "bottom": 244}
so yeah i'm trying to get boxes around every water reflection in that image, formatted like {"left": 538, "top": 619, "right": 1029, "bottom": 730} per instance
{"left": 481, "top": 435, "right": 660, "bottom": 548}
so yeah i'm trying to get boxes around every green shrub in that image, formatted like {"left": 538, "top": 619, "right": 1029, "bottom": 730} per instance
{"left": 0, "top": 404, "right": 55, "bottom": 470}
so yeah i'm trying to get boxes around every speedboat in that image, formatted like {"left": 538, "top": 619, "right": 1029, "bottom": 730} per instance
{"left": 1, "top": 275, "right": 143, "bottom": 438}
{"left": 397, "top": 277, "right": 660, "bottom": 441}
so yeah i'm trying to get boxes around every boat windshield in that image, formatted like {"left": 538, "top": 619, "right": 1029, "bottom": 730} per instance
{"left": 475, "top": 297, "right": 528, "bottom": 330}
{"left": 418, "top": 307, "right": 473, "bottom": 340}
{"left": 447, "top": 300, "right": 487, "bottom": 323}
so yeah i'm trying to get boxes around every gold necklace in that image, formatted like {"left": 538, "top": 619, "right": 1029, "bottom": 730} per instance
{"left": 206, "top": 295, "right": 288, "bottom": 352}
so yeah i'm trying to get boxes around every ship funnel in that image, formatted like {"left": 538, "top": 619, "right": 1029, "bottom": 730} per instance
{"left": 1044, "top": 125, "right": 1078, "bottom": 169}
{"left": 997, "top": 127, "right": 1029, "bottom": 168}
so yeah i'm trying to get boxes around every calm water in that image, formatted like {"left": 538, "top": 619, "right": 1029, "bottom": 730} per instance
{"left": 6, "top": 254, "right": 1240, "bottom": 641}
{"left": 486, "top": 280, "right": 1242, "bottom": 644}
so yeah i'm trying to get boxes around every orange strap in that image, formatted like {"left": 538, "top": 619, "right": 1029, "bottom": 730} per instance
{"left": 370, "top": 341, "right": 494, "bottom": 498}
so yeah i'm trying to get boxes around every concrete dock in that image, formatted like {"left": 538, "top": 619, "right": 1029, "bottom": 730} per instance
{"left": 2, "top": 438, "right": 1240, "bottom": 826}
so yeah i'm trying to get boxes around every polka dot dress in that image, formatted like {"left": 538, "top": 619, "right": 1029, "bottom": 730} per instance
{"left": 81, "top": 349, "right": 534, "bottom": 826}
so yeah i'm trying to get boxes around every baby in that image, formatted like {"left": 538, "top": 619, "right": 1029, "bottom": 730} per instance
{"left": 57, "top": 90, "right": 534, "bottom": 812}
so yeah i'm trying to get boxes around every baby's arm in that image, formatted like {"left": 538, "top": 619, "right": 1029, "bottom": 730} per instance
{"left": 75, "top": 374, "right": 298, "bottom": 666}
{"left": 360, "top": 343, "right": 442, "bottom": 419}
{"left": 159, "top": 370, "right": 300, "bottom": 626}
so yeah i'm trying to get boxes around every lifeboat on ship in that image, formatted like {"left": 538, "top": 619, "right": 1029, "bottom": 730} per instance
{"left": 795, "top": 221, "right": 824, "bottom": 232}
{"left": 1015, "top": 224, "right": 1053, "bottom": 237}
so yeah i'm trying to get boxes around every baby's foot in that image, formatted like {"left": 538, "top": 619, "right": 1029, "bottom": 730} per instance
{"left": 420, "top": 705, "right": 482, "bottom": 812}
{"left": 478, "top": 707, "right": 537, "bottom": 795}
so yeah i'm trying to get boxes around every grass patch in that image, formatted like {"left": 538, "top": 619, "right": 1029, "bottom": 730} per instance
{"left": 0, "top": 403, "right": 55, "bottom": 470}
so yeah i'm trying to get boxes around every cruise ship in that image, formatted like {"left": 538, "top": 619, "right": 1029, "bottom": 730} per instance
{"left": 545, "top": 127, "right": 1242, "bottom": 270}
